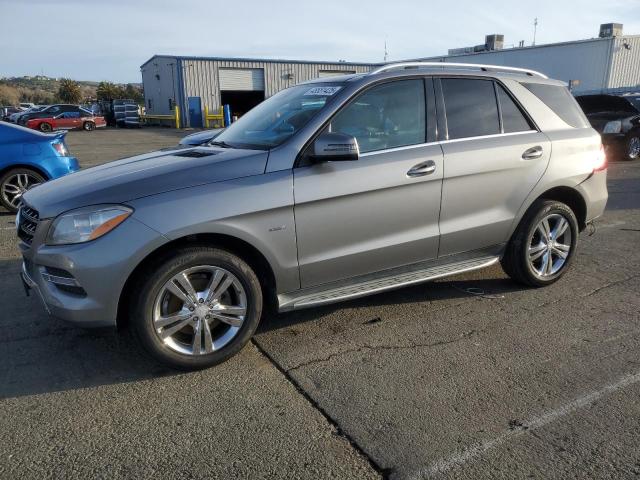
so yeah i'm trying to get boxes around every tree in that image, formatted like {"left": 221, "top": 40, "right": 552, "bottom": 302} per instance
{"left": 97, "top": 81, "right": 124, "bottom": 101}
{"left": 0, "top": 84, "right": 20, "bottom": 105}
{"left": 124, "top": 84, "right": 143, "bottom": 103}
{"left": 58, "top": 78, "right": 82, "bottom": 103}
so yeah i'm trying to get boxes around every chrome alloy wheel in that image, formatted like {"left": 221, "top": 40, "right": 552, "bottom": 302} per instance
{"left": 153, "top": 265, "right": 247, "bottom": 355}
{"left": 1, "top": 173, "right": 42, "bottom": 209}
{"left": 527, "top": 213, "right": 572, "bottom": 277}
{"left": 628, "top": 137, "right": 640, "bottom": 159}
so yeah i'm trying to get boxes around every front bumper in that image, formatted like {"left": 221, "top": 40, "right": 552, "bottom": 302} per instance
{"left": 19, "top": 215, "right": 167, "bottom": 328}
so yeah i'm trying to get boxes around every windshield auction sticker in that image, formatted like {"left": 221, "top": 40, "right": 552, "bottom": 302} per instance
{"left": 305, "top": 86, "right": 342, "bottom": 96}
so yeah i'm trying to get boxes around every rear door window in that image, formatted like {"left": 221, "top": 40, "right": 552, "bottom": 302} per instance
{"left": 496, "top": 84, "right": 534, "bottom": 133}
{"left": 441, "top": 78, "right": 500, "bottom": 139}
{"left": 522, "top": 83, "right": 589, "bottom": 128}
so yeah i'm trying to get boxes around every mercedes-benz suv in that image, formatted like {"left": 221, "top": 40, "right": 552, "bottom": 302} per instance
{"left": 17, "top": 62, "right": 608, "bottom": 370}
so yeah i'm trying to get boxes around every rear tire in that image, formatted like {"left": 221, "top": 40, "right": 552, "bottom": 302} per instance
{"left": 625, "top": 134, "right": 640, "bottom": 161}
{"left": 0, "top": 168, "right": 46, "bottom": 213}
{"left": 130, "top": 246, "right": 263, "bottom": 370}
{"left": 39, "top": 122, "right": 52, "bottom": 132}
{"left": 83, "top": 121, "right": 95, "bottom": 131}
{"left": 501, "top": 200, "right": 578, "bottom": 287}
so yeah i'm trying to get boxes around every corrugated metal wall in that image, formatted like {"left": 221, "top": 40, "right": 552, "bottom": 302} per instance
{"left": 141, "top": 56, "right": 182, "bottom": 115}
{"left": 607, "top": 36, "right": 640, "bottom": 91}
{"left": 178, "top": 59, "right": 372, "bottom": 126}
{"left": 422, "top": 38, "right": 613, "bottom": 93}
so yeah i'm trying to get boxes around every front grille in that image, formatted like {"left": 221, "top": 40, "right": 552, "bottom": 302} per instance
{"left": 18, "top": 206, "right": 40, "bottom": 245}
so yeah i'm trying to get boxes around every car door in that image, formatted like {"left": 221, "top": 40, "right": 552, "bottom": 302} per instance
{"left": 437, "top": 77, "right": 551, "bottom": 257}
{"left": 293, "top": 78, "right": 443, "bottom": 288}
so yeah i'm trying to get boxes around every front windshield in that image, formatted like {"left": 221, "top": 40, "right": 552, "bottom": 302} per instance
{"left": 213, "top": 84, "right": 343, "bottom": 149}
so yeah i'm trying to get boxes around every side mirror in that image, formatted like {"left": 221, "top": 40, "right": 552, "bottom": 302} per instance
{"left": 312, "top": 132, "right": 359, "bottom": 162}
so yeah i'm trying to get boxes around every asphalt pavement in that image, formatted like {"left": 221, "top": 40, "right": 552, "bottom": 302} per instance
{"left": 1, "top": 128, "right": 639, "bottom": 479}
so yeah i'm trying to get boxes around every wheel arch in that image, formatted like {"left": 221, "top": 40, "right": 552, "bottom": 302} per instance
{"left": 517, "top": 186, "right": 587, "bottom": 233}
{"left": 0, "top": 163, "right": 50, "bottom": 181}
{"left": 116, "top": 232, "right": 278, "bottom": 329}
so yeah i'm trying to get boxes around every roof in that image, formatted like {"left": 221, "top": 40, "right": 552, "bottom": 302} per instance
{"left": 141, "top": 54, "right": 380, "bottom": 69}
{"left": 418, "top": 34, "right": 640, "bottom": 61}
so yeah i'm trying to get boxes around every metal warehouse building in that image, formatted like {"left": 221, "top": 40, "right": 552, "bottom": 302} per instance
{"left": 419, "top": 23, "right": 640, "bottom": 95}
{"left": 140, "top": 56, "right": 375, "bottom": 127}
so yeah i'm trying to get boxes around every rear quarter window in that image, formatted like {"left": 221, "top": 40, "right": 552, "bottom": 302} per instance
{"left": 522, "top": 83, "right": 589, "bottom": 128}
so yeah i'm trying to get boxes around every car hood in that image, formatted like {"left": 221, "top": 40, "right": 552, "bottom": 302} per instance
{"left": 23, "top": 147, "right": 269, "bottom": 219}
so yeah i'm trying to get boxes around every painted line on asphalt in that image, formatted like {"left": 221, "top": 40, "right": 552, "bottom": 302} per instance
{"left": 410, "top": 370, "right": 640, "bottom": 479}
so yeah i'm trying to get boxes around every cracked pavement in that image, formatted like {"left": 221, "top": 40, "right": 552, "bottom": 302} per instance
{"left": 1, "top": 129, "right": 639, "bottom": 479}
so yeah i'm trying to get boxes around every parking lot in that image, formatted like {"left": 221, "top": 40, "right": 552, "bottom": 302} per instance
{"left": 0, "top": 127, "right": 639, "bottom": 479}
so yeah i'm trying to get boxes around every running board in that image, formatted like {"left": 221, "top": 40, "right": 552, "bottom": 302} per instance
{"left": 278, "top": 255, "right": 500, "bottom": 312}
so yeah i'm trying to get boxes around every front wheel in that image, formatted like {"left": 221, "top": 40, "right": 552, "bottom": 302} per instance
{"left": 39, "top": 122, "right": 52, "bottom": 132}
{"left": 501, "top": 200, "right": 578, "bottom": 287}
{"left": 0, "top": 168, "right": 46, "bottom": 213}
{"left": 130, "top": 247, "right": 263, "bottom": 370}
{"left": 83, "top": 121, "right": 95, "bottom": 131}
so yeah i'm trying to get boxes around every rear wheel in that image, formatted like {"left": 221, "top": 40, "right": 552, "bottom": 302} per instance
{"left": 130, "top": 247, "right": 263, "bottom": 370}
{"left": 0, "top": 168, "right": 45, "bottom": 213}
{"left": 83, "top": 121, "right": 95, "bottom": 131}
{"left": 625, "top": 134, "right": 640, "bottom": 161}
{"left": 501, "top": 200, "right": 578, "bottom": 287}
{"left": 39, "top": 122, "right": 52, "bottom": 132}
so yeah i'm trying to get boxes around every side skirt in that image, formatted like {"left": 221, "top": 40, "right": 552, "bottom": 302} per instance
{"left": 278, "top": 248, "right": 502, "bottom": 312}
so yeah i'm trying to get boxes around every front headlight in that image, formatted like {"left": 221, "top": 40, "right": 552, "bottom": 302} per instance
{"left": 46, "top": 205, "right": 133, "bottom": 245}
{"left": 603, "top": 120, "right": 622, "bottom": 134}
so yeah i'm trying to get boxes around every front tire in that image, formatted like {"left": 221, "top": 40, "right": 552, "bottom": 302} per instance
{"left": 0, "top": 168, "right": 46, "bottom": 213}
{"left": 83, "top": 121, "right": 95, "bottom": 131}
{"left": 39, "top": 122, "right": 52, "bottom": 132}
{"left": 501, "top": 200, "right": 578, "bottom": 287}
{"left": 130, "top": 247, "right": 263, "bottom": 370}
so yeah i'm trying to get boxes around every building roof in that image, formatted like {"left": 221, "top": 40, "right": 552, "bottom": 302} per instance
{"left": 141, "top": 54, "right": 380, "bottom": 69}
{"left": 418, "top": 34, "right": 640, "bottom": 61}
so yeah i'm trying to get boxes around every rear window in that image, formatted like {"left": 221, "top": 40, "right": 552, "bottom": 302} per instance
{"left": 442, "top": 78, "right": 500, "bottom": 139}
{"left": 496, "top": 84, "right": 534, "bottom": 133}
{"left": 576, "top": 95, "right": 640, "bottom": 115}
{"left": 522, "top": 83, "right": 589, "bottom": 128}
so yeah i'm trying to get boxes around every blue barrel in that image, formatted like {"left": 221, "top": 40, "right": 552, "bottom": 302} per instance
{"left": 223, "top": 104, "right": 232, "bottom": 127}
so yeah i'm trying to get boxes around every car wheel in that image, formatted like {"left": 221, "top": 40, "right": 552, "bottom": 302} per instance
{"left": 0, "top": 168, "right": 46, "bottom": 213}
{"left": 501, "top": 200, "right": 578, "bottom": 287}
{"left": 625, "top": 135, "right": 640, "bottom": 160}
{"left": 130, "top": 246, "right": 263, "bottom": 370}
{"left": 39, "top": 122, "right": 52, "bottom": 132}
{"left": 83, "top": 121, "right": 95, "bottom": 131}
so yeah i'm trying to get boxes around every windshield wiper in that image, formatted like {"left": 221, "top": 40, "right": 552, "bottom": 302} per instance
{"left": 209, "top": 140, "right": 235, "bottom": 148}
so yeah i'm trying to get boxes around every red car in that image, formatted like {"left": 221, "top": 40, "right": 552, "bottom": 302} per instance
{"left": 26, "top": 108, "right": 106, "bottom": 132}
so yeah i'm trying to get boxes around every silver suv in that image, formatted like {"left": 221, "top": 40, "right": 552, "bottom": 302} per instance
{"left": 18, "top": 62, "right": 608, "bottom": 370}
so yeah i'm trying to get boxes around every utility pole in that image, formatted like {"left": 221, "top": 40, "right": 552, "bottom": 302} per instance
{"left": 384, "top": 39, "right": 388, "bottom": 63}
{"left": 533, "top": 18, "right": 538, "bottom": 46}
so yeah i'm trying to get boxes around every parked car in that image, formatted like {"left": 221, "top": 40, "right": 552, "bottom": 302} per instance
{"left": 19, "top": 102, "right": 36, "bottom": 110}
{"left": 575, "top": 93, "right": 640, "bottom": 160}
{"left": 18, "top": 62, "right": 607, "bottom": 370}
{"left": 26, "top": 109, "right": 107, "bottom": 132}
{"left": 0, "top": 122, "right": 79, "bottom": 212}
{"left": 9, "top": 105, "right": 44, "bottom": 123}
{"left": 18, "top": 104, "right": 80, "bottom": 126}
{"left": 1, "top": 106, "right": 23, "bottom": 121}
{"left": 178, "top": 128, "right": 225, "bottom": 146}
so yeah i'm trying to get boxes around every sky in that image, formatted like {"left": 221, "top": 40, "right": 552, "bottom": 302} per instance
{"left": 1, "top": 0, "right": 639, "bottom": 83}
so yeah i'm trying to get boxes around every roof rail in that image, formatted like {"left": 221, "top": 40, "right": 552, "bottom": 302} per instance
{"left": 368, "top": 62, "right": 548, "bottom": 79}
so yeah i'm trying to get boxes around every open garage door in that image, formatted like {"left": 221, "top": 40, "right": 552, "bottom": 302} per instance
{"left": 219, "top": 68, "right": 265, "bottom": 118}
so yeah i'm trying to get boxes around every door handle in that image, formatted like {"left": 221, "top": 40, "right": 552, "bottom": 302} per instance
{"left": 407, "top": 160, "right": 436, "bottom": 177}
{"left": 522, "top": 146, "right": 543, "bottom": 160}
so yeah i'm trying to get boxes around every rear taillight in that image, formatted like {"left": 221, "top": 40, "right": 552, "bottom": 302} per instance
{"left": 593, "top": 144, "right": 607, "bottom": 172}
{"left": 52, "top": 141, "right": 69, "bottom": 157}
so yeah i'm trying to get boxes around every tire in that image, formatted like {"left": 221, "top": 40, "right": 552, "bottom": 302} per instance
{"left": 501, "top": 200, "right": 578, "bottom": 287}
{"left": 83, "top": 121, "right": 95, "bottom": 131}
{"left": 39, "top": 122, "right": 52, "bottom": 132}
{"left": 0, "top": 168, "right": 46, "bottom": 213}
{"left": 130, "top": 246, "right": 263, "bottom": 370}
{"left": 624, "top": 134, "right": 640, "bottom": 161}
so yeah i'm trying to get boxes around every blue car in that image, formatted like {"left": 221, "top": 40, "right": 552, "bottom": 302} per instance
{"left": 0, "top": 122, "right": 79, "bottom": 213}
